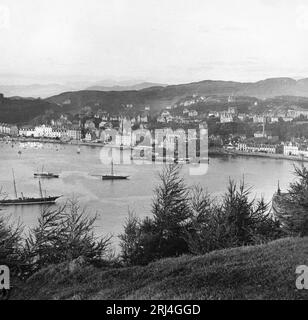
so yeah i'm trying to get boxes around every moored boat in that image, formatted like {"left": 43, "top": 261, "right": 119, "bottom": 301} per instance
{"left": 102, "top": 161, "right": 129, "bottom": 181}
{"left": 0, "top": 196, "right": 61, "bottom": 206}
{"left": 34, "top": 166, "right": 59, "bottom": 179}
{"left": 34, "top": 172, "right": 59, "bottom": 179}
{"left": 0, "top": 170, "right": 62, "bottom": 207}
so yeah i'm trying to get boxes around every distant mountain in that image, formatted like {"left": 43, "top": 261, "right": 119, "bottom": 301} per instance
{"left": 0, "top": 84, "right": 86, "bottom": 99}
{"left": 46, "top": 77, "right": 308, "bottom": 115}
{"left": 0, "top": 81, "right": 167, "bottom": 99}
{"left": 4, "top": 77, "right": 308, "bottom": 125}
{"left": 86, "top": 82, "right": 167, "bottom": 92}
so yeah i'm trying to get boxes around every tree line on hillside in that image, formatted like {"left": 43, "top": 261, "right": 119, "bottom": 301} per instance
{"left": 1, "top": 164, "right": 308, "bottom": 277}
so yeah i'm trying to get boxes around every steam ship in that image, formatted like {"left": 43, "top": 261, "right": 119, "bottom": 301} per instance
{"left": 34, "top": 166, "right": 59, "bottom": 179}
{"left": 0, "top": 170, "right": 62, "bottom": 206}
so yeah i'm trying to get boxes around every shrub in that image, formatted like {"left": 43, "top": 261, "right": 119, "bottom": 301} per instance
{"left": 0, "top": 215, "right": 23, "bottom": 272}
{"left": 120, "top": 166, "right": 282, "bottom": 265}
{"left": 120, "top": 165, "right": 192, "bottom": 265}
{"left": 275, "top": 165, "right": 308, "bottom": 236}
{"left": 187, "top": 180, "right": 281, "bottom": 255}
{"left": 23, "top": 199, "right": 112, "bottom": 272}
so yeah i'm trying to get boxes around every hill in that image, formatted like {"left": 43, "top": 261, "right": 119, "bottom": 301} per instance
{"left": 86, "top": 82, "right": 167, "bottom": 91}
{"left": 0, "top": 95, "right": 60, "bottom": 125}
{"left": 4, "top": 77, "right": 308, "bottom": 124}
{"left": 46, "top": 77, "right": 308, "bottom": 115}
{"left": 12, "top": 237, "right": 308, "bottom": 300}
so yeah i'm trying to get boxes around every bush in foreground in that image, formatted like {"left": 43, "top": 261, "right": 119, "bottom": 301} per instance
{"left": 23, "top": 199, "right": 112, "bottom": 273}
{"left": 120, "top": 165, "right": 282, "bottom": 266}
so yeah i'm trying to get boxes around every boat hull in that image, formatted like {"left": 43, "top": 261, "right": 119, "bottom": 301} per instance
{"left": 0, "top": 196, "right": 61, "bottom": 206}
{"left": 34, "top": 174, "right": 59, "bottom": 179}
{"left": 102, "top": 176, "right": 129, "bottom": 180}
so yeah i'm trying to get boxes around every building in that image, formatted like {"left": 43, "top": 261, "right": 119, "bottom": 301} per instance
{"left": 220, "top": 112, "right": 234, "bottom": 123}
{"left": 283, "top": 144, "right": 299, "bottom": 156}
{"left": 188, "top": 110, "right": 198, "bottom": 117}
{"left": 115, "top": 133, "right": 137, "bottom": 147}
{"left": 253, "top": 115, "right": 266, "bottom": 124}
{"left": 0, "top": 123, "right": 12, "bottom": 135}
{"left": 254, "top": 131, "right": 267, "bottom": 138}
{"left": 228, "top": 106, "right": 238, "bottom": 115}
{"left": 85, "top": 132, "right": 96, "bottom": 142}
{"left": 34, "top": 125, "right": 53, "bottom": 138}
{"left": 238, "top": 114, "right": 248, "bottom": 121}
{"left": 270, "top": 117, "right": 279, "bottom": 123}
{"left": 19, "top": 126, "right": 35, "bottom": 137}
{"left": 237, "top": 143, "right": 277, "bottom": 154}
{"left": 282, "top": 117, "right": 293, "bottom": 122}
{"left": 66, "top": 128, "right": 81, "bottom": 140}
{"left": 84, "top": 120, "right": 96, "bottom": 130}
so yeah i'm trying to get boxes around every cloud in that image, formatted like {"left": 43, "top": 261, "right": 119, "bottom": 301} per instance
{"left": 0, "top": 5, "right": 10, "bottom": 30}
{"left": 296, "top": 5, "right": 308, "bottom": 30}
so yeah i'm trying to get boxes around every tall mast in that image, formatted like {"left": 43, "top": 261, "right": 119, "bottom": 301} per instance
{"left": 111, "top": 160, "right": 114, "bottom": 176}
{"left": 39, "top": 180, "right": 43, "bottom": 198}
{"left": 12, "top": 169, "right": 18, "bottom": 198}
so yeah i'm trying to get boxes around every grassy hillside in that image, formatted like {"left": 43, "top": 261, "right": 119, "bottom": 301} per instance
{"left": 0, "top": 96, "right": 61, "bottom": 124}
{"left": 12, "top": 237, "right": 308, "bottom": 300}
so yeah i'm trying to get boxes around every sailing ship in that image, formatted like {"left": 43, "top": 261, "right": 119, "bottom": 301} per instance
{"left": 34, "top": 166, "right": 59, "bottom": 179}
{"left": 0, "top": 170, "right": 61, "bottom": 206}
{"left": 102, "top": 161, "right": 129, "bottom": 180}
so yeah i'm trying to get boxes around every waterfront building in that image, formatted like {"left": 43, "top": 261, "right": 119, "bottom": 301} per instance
{"left": 0, "top": 123, "right": 18, "bottom": 135}
{"left": 283, "top": 144, "right": 299, "bottom": 156}
{"left": 237, "top": 143, "right": 277, "bottom": 154}
{"left": 34, "top": 125, "right": 53, "bottom": 138}
{"left": 19, "top": 126, "right": 35, "bottom": 137}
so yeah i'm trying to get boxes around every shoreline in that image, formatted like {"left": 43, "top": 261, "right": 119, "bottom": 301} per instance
{"left": 0, "top": 137, "right": 130, "bottom": 150}
{"left": 1, "top": 137, "right": 308, "bottom": 163}
{"left": 227, "top": 150, "right": 308, "bottom": 163}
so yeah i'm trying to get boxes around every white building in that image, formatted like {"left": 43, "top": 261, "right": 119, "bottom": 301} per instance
{"left": 188, "top": 110, "right": 198, "bottom": 117}
{"left": 34, "top": 125, "right": 53, "bottom": 138}
{"left": 0, "top": 123, "right": 11, "bottom": 135}
{"left": 253, "top": 115, "right": 266, "bottom": 124}
{"left": 19, "top": 127, "right": 36, "bottom": 137}
{"left": 220, "top": 112, "right": 234, "bottom": 123}
{"left": 237, "top": 143, "right": 276, "bottom": 154}
{"left": 270, "top": 117, "right": 279, "bottom": 123}
{"left": 115, "top": 133, "right": 137, "bottom": 147}
{"left": 284, "top": 144, "right": 299, "bottom": 156}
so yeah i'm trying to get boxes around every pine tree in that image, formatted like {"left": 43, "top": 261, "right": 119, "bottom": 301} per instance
{"left": 151, "top": 164, "right": 191, "bottom": 259}
{"left": 276, "top": 165, "right": 308, "bottom": 236}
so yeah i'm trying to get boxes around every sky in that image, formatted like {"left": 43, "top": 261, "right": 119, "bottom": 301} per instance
{"left": 1, "top": 0, "right": 308, "bottom": 85}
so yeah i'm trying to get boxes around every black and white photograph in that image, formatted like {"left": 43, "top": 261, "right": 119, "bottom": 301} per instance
{"left": 1, "top": 0, "right": 308, "bottom": 305}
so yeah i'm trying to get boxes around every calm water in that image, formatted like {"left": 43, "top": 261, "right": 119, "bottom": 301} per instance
{"left": 0, "top": 141, "right": 298, "bottom": 250}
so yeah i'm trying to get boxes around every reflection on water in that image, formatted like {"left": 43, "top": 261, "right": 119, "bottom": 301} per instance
{"left": 0, "top": 141, "right": 298, "bottom": 249}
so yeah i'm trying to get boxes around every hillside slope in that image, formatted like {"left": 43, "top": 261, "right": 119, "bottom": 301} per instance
{"left": 46, "top": 77, "right": 308, "bottom": 114}
{"left": 0, "top": 95, "right": 60, "bottom": 124}
{"left": 13, "top": 237, "right": 308, "bottom": 300}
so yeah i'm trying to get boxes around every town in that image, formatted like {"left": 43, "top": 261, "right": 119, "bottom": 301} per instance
{"left": 1, "top": 94, "right": 308, "bottom": 161}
